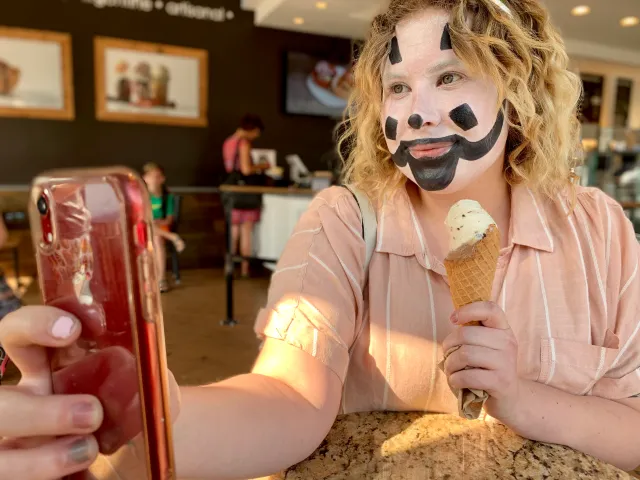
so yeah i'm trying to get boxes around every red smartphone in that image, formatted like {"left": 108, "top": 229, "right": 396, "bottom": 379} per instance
{"left": 29, "top": 167, "right": 175, "bottom": 479}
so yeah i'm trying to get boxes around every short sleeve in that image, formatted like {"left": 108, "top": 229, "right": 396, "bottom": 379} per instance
{"left": 254, "top": 187, "right": 367, "bottom": 383}
{"left": 166, "top": 194, "right": 175, "bottom": 217}
{"left": 589, "top": 195, "right": 640, "bottom": 399}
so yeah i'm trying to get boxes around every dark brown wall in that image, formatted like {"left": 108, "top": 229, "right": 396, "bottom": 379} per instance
{"left": 0, "top": 0, "right": 351, "bottom": 186}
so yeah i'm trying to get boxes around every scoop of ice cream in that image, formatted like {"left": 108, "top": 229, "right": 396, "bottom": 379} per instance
{"left": 445, "top": 200, "right": 497, "bottom": 253}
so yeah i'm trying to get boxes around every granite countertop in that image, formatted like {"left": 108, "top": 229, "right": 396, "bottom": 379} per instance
{"left": 267, "top": 412, "right": 632, "bottom": 480}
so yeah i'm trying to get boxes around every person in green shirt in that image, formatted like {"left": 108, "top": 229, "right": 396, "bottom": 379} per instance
{"left": 142, "top": 162, "right": 185, "bottom": 292}
{"left": 0, "top": 214, "right": 21, "bottom": 383}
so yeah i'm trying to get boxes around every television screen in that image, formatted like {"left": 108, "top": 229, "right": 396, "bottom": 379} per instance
{"left": 285, "top": 52, "right": 354, "bottom": 118}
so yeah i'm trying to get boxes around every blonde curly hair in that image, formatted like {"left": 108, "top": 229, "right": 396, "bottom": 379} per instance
{"left": 340, "top": 0, "right": 583, "bottom": 203}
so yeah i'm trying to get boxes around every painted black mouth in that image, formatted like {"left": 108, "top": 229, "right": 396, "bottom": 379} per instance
{"left": 405, "top": 135, "right": 459, "bottom": 147}
{"left": 391, "top": 107, "right": 505, "bottom": 191}
{"left": 406, "top": 136, "right": 458, "bottom": 159}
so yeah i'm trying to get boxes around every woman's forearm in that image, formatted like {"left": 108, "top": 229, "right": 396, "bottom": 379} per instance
{"left": 508, "top": 379, "right": 640, "bottom": 471}
{"left": 173, "top": 373, "right": 339, "bottom": 480}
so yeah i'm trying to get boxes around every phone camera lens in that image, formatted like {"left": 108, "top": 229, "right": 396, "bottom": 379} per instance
{"left": 37, "top": 195, "right": 48, "bottom": 216}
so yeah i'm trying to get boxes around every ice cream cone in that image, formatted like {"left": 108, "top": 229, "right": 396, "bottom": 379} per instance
{"left": 441, "top": 203, "right": 501, "bottom": 420}
{"left": 444, "top": 224, "right": 501, "bottom": 312}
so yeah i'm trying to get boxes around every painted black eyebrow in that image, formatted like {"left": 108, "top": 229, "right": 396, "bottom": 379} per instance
{"left": 389, "top": 36, "right": 403, "bottom": 64}
{"left": 440, "top": 24, "right": 453, "bottom": 50}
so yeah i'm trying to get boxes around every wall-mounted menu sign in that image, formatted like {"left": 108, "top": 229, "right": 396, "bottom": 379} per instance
{"left": 80, "top": 0, "right": 235, "bottom": 22}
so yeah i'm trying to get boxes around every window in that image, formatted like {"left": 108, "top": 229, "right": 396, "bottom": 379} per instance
{"left": 580, "top": 74, "right": 605, "bottom": 124}
{"left": 614, "top": 78, "right": 633, "bottom": 128}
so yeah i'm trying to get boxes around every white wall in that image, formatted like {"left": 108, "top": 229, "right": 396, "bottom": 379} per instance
{"left": 570, "top": 56, "right": 640, "bottom": 129}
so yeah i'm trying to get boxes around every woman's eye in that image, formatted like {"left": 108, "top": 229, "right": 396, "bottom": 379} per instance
{"left": 440, "top": 73, "right": 462, "bottom": 86}
{"left": 391, "top": 84, "right": 408, "bottom": 95}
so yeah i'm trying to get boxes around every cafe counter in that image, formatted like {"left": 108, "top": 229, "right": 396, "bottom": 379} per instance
{"left": 218, "top": 185, "right": 316, "bottom": 263}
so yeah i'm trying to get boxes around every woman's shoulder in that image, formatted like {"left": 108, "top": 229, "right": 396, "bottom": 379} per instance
{"left": 299, "top": 186, "right": 364, "bottom": 237}
{"left": 222, "top": 134, "right": 245, "bottom": 150}
{"left": 573, "top": 185, "right": 628, "bottom": 226}
{"left": 313, "top": 185, "right": 356, "bottom": 204}
{"left": 309, "top": 186, "right": 361, "bottom": 217}
{"left": 548, "top": 185, "right": 627, "bottom": 226}
{"left": 574, "top": 185, "right": 623, "bottom": 207}
{"left": 551, "top": 185, "right": 638, "bottom": 262}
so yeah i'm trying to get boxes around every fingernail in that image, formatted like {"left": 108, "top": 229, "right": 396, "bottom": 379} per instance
{"left": 72, "top": 402, "right": 99, "bottom": 429}
{"left": 51, "top": 316, "right": 75, "bottom": 339}
{"left": 68, "top": 438, "right": 91, "bottom": 465}
{"left": 450, "top": 312, "right": 458, "bottom": 324}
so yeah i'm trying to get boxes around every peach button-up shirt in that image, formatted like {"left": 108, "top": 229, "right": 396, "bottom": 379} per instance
{"left": 255, "top": 184, "right": 640, "bottom": 414}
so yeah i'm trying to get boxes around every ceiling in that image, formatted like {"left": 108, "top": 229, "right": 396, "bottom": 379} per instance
{"left": 240, "top": 0, "right": 640, "bottom": 65}
{"left": 241, "top": 0, "right": 388, "bottom": 39}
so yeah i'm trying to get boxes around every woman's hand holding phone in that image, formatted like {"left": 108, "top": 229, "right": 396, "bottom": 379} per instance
{"left": 25, "top": 168, "right": 179, "bottom": 478}
{"left": 0, "top": 306, "right": 104, "bottom": 479}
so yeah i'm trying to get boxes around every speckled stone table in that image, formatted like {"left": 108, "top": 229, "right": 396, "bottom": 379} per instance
{"left": 267, "top": 412, "right": 632, "bottom": 480}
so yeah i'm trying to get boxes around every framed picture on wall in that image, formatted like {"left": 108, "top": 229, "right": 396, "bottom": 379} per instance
{"left": 0, "top": 27, "right": 75, "bottom": 120}
{"left": 94, "top": 37, "right": 208, "bottom": 127}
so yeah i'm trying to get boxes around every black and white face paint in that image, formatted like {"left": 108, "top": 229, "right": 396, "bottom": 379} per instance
{"left": 389, "top": 36, "right": 403, "bottom": 65}
{"left": 381, "top": 9, "right": 508, "bottom": 193}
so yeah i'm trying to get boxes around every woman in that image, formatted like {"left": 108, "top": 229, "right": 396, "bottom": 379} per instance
{"left": 1, "top": 1, "right": 640, "bottom": 478}
{"left": 223, "top": 114, "right": 269, "bottom": 278}
{"left": 142, "top": 163, "right": 185, "bottom": 292}
{"left": 0, "top": 215, "right": 21, "bottom": 383}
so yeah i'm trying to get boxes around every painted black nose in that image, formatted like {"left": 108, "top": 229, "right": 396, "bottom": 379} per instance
{"left": 408, "top": 114, "right": 423, "bottom": 130}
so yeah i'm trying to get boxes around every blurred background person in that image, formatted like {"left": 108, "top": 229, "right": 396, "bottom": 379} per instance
{"left": 222, "top": 114, "right": 268, "bottom": 278}
{"left": 0, "top": 214, "right": 21, "bottom": 383}
{"left": 142, "top": 162, "right": 185, "bottom": 292}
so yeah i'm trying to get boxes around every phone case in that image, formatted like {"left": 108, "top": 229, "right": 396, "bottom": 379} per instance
{"left": 29, "top": 167, "right": 175, "bottom": 480}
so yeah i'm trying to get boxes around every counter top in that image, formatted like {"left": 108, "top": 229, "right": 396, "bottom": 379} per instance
{"left": 219, "top": 185, "right": 315, "bottom": 196}
{"left": 267, "top": 412, "right": 631, "bottom": 479}
{"left": 620, "top": 201, "right": 640, "bottom": 210}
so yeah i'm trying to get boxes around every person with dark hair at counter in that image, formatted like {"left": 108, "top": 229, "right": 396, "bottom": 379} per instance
{"left": 222, "top": 114, "right": 269, "bottom": 278}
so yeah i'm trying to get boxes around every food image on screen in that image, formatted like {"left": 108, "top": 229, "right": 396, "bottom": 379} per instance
{"left": 0, "top": 58, "right": 20, "bottom": 96}
{"left": 285, "top": 52, "right": 354, "bottom": 118}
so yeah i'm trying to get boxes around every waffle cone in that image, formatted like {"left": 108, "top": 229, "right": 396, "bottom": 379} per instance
{"left": 444, "top": 225, "right": 500, "bottom": 324}
{"left": 441, "top": 225, "right": 501, "bottom": 420}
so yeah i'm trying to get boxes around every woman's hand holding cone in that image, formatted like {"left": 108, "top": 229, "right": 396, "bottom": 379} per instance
{"left": 442, "top": 301, "right": 523, "bottom": 423}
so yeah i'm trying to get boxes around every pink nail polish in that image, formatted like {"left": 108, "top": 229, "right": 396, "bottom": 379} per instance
{"left": 450, "top": 312, "right": 458, "bottom": 324}
{"left": 51, "top": 316, "right": 75, "bottom": 339}
{"left": 72, "top": 402, "right": 99, "bottom": 429}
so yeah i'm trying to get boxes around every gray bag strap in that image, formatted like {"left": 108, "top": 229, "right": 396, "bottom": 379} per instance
{"left": 344, "top": 186, "right": 378, "bottom": 276}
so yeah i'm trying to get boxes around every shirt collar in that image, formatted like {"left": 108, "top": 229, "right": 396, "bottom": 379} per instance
{"left": 509, "top": 184, "right": 555, "bottom": 253}
{"left": 375, "top": 183, "right": 555, "bottom": 272}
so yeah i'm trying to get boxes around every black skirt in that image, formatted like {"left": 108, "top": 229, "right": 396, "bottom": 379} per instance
{"left": 221, "top": 171, "right": 264, "bottom": 211}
